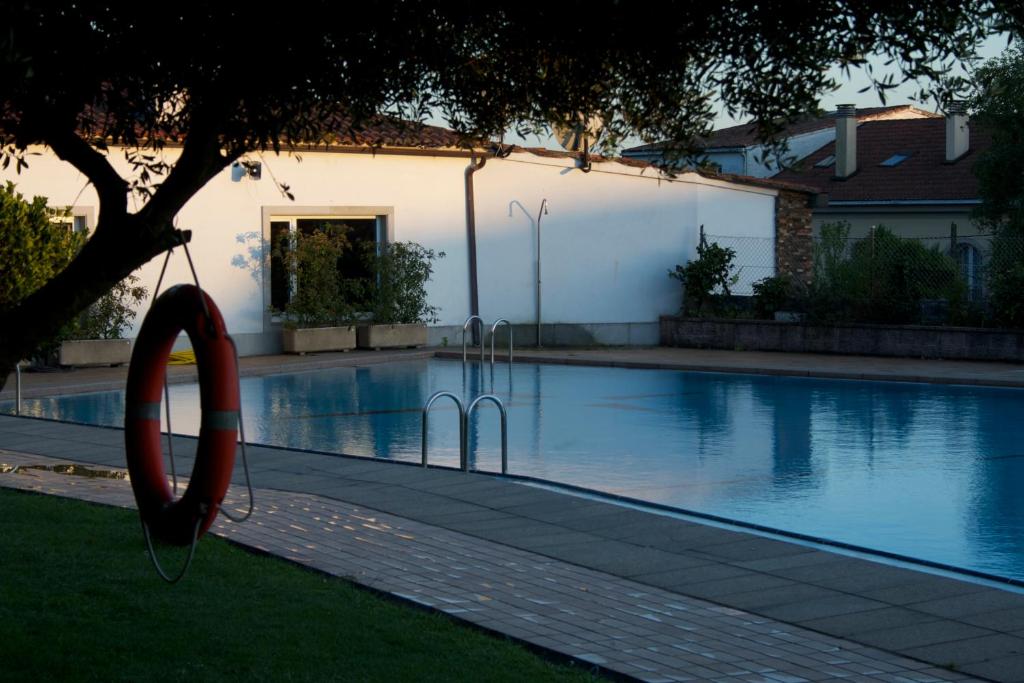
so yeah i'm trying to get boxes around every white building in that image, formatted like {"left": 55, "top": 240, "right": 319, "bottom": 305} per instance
{"left": 4, "top": 123, "right": 814, "bottom": 355}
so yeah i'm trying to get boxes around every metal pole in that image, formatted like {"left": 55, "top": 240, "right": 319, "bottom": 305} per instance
{"left": 536, "top": 199, "right": 548, "bottom": 347}
{"left": 14, "top": 363, "right": 21, "bottom": 416}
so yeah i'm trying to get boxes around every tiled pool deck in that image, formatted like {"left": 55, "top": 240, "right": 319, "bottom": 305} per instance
{"left": 4, "top": 347, "right": 1024, "bottom": 682}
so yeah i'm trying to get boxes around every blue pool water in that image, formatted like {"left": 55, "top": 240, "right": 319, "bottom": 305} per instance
{"left": 8, "top": 358, "right": 1024, "bottom": 582}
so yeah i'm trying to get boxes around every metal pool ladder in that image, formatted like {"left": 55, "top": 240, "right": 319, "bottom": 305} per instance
{"left": 421, "top": 390, "right": 508, "bottom": 474}
{"left": 463, "top": 315, "right": 514, "bottom": 369}
{"left": 489, "top": 318, "right": 513, "bottom": 368}
{"left": 462, "top": 315, "right": 485, "bottom": 367}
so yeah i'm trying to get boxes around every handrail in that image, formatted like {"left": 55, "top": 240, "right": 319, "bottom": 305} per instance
{"left": 462, "top": 315, "right": 485, "bottom": 367}
{"left": 489, "top": 319, "right": 513, "bottom": 369}
{"left": 421, "top": 391, "right": 465, "bottom": 468}
{"left": 465, "top": 394, "right": 508, "bottom": 474}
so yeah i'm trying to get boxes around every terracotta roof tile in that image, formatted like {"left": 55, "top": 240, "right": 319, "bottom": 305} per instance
{"left": 626, "top": 105, "right": 939, "bottom": 154}
{"left": 772, "top": 118, "right": 991, "bottom": 203}
{"left": 315, "top": 114, "right": 480, "bottom": 150}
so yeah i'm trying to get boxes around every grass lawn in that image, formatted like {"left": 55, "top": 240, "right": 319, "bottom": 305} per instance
{"left": 0, "top": 487, "right": 600, "bottom": 682}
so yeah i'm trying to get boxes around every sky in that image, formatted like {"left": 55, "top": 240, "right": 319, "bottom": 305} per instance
{"left": 495, "top": 32, "right": 1013, "bottom": 152}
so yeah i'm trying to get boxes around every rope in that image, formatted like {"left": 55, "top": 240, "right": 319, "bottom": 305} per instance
{"left": 167, "top": 350, "right": 196, "bottom": 365}
{"left": 218, "top": 334, "right": 254, "bottom": 523}
{"left": 163, "top": 370, "right": 177, "bottom": 496}
{"left": 141, "top": 516, "right": 202, "bottom": 584}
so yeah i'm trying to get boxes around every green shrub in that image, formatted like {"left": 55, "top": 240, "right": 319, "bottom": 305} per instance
{"left": 808, "top": 222, "right": 965, "bottom": 324}
{"left": 62, "top": 275, "right": 148, "bottom": 340}
{"left": 272, "top": 225, "right": 355, "bottom": 328}
{"left": 669, "top": 234, "right": 738, "bottom": 316}
{"left": 359, "top": 241, "right": 443, "bottom": 324}
{"left": 751, "top": 275, "right": 792, "bottom": 319}
{"left": 0, "top": 182, "right": 85, "bottom": 312}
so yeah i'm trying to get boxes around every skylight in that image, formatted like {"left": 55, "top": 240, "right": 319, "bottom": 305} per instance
{"left": 880, "top": 153, "right": 911, "bottom": 167}
{"left": 814, "top": 155, "right": 835, "bottom": 168}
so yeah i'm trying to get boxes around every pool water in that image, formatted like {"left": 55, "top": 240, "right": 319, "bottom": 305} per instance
{"left": 9, "top": 358, "right": 1024, "bottom": 582}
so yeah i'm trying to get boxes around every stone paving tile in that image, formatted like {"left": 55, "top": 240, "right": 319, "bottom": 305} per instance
{"left": 692, "top": 537, "right": 819, "bottom": 562}
{"left": 862, "top": 579, "right": 992, "bottom": 606}
{"left": 0, "top": 451, "right": 985, "bottom": 683}
{"left": 799, "top": 608, "right": 946, "bottom": 638}
{"left": 908, "top": 591, "right": 1024, "bottom": 619}
{"left": 853, "top": 620, "right": 997, "bottom": 652}
{"left": 756, "top": 595, "right": 891, "bottom": 624}
{"left": 596, "top": 518, "right": 751, "bottom": 548}
{"left": 719, "top": 584, "right": 846, "bottom": 612}
{"left": 902, "top": 635, "right": 1024, "bottom": 667}
{"left": 960, "top": 608, "right": 1024, "bottom": 632}
{"left": 670, "top": 574, "right": 799, "bottom": 600}
{"left": 960, "top": 654, "right": 1024, "bottom": 683}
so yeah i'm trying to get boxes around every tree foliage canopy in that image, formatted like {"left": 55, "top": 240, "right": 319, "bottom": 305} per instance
{"left": 968, "top": 45, "right": 1024, "bottom": 327}
{"left": 0, "top": 2, "right": 1022, "bottom": 379}
{"left": 969, "top": 44, "right": 1024, "bottom": 234}
{"left": 0, "top": 182, "right": 84, "bottom": 310}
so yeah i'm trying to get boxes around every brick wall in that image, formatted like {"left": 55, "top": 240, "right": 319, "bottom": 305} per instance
{"left": 775, "top": 190, "right": 814, "bottom": 285}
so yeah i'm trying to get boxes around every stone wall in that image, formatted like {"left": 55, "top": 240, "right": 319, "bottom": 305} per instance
{"left": 775, "top": 190, "right": 814, "bottom": 285}
{"left": 661, "top": 316, "right": 1024, "bottom": 362}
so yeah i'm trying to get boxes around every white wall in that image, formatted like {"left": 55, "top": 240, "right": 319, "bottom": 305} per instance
{"left": 3, "top": 145, "right": 778, "bottom": 351}
{"left": 473, "top": 153, "right": 776, "bottom": 322}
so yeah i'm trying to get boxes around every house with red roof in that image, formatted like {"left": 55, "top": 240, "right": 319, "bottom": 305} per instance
{"left": 773, "top": 103, "right": 991, "bottom": 295}
{"left": 624, "top": 105, "right": 938, "bottom": 177}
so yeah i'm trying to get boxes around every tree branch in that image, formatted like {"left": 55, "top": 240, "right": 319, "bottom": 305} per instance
{"left": 139, "top": 116, "right": 243, "bottom": 226}
{"left": 43, "top": 129, "right": 128, "bottom": 222}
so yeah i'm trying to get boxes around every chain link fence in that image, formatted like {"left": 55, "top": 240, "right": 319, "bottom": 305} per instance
{"left": 700, "top": 224, "right": 1022, "bottom": 325}
{"left": 704, "top": 233, "right": 775, "bottom": 296}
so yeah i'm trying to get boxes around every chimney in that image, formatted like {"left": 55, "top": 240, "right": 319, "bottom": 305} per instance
{"left": 834, "top": 104, "right": 857, "bottom": 179}
{"left": 946, "top": 101, "right": 969, "bottom": 162}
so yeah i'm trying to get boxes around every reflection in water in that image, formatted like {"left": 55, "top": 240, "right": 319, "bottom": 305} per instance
{"left": 14, "top": 360, "right": 1024, "bottom": 581}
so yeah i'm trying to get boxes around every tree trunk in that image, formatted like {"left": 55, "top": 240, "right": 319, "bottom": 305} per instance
{"left": 0, "top": 214, "right": 178, "bottom": 392}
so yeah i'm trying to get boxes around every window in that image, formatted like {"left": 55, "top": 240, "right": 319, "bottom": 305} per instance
{"left": 50, "top": 207, "right": 93, "bottom": 233}
{"left": 956, "top": 242, "right": 982, "bottom": 301}
{"left": 263, "top": 208, "right": 392, "bottom": 315}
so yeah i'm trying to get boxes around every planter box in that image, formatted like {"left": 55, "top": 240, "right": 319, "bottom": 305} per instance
{"left": 59, "top": 339, "right": 132, "bottom": 367}
{"left": 660, "top": 315, "right": 1024, "bottom": 363}
{"left": 282, "top": 326, "right": 356, "bottom": 354}
{"left": 357, "top": 323, "right": 427, "bottom": 349}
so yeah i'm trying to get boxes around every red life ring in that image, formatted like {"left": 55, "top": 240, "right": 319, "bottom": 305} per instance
{"left": 124, "top": 284, "right": 239, "bottom": 546}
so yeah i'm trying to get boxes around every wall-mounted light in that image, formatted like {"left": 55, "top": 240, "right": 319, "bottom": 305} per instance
{"left": 231, "top": 160, "right": 262, "bottom": 182}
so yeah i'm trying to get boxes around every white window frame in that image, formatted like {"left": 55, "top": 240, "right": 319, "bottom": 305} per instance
{"left": 261, "top": 206, "right": 394, "bottom": 328}
{"left": 50, "top": 206, "right": 95, "bottom": 234}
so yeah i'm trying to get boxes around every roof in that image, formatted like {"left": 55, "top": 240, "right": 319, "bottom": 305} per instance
{"left": 624, "top": 105, "right": 939, "bottom": 154}
{"left": 300, "top": 114, "right": 482, "bottom": 150}
{"left": 291, "top": 118, "right": 820, "bottom": 196}
{"left": 772, "top": 118, "right": 991, "bottom": 203}
{"left": 502, "top": 145, "right": 818, "bottom": 195}
{"left": 64, "top": 107, "right": 818, "bottom": 196}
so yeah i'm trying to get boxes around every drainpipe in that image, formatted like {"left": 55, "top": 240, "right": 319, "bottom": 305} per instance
{"left": 464, "top": 153, "right": 487, "bottom": 345}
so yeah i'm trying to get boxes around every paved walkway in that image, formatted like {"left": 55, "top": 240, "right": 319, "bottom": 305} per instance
{"left": 0, "top": 448, "right": 979, "bottom": 682}
{"left": 437, "top": 348, "right": 1024, "bottom": 388}
{"left": 4, "top": 348, "right": 1024, "bottom": 680}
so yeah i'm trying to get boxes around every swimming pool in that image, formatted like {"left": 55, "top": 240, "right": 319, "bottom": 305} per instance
{"left": 8, "top": 358, "right": 1024, "bottom": 582}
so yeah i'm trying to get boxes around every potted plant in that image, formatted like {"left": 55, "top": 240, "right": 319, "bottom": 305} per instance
{"left": 273, "top": 226, "right": 358, "bottom": 354}
{"left": 356, "top": 241, "right": 442, "bottom": 349}
{"left": 58, "top": 275, "right": 148, "bottom": 367}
